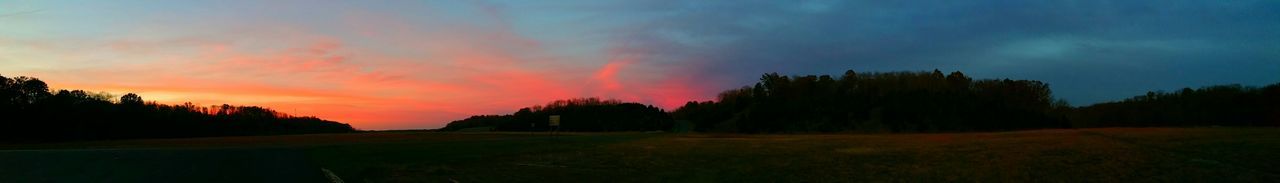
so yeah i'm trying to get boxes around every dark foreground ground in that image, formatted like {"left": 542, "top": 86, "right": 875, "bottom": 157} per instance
{"left": 2, "top": 128, "right": 1278, "bottom": 182}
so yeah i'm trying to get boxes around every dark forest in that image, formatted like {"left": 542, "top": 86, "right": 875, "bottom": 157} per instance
{"left": 1, "top": 74, "right": 355, "bottom": 142}
{"left": 444, "top": 69, "right": 1279, "bottom": 133}
{"left": 439, "top": 98, "right": 673, "bottom": 132}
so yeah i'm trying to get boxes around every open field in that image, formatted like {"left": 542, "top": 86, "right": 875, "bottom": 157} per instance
{"left": 3, "top": 128, "right": 1279, "bottom": 182}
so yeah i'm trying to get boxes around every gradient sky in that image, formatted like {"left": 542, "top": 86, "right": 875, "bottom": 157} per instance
{"left": 2, "top": 0, "right": 1278, "bottom": 130}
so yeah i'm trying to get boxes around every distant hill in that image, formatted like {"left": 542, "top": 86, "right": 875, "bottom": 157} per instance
{"left": 0, "top": 74, "right": 356, "bottom": 142}
{"left": 439, "top": 98, "right": 673, "bottom": 132}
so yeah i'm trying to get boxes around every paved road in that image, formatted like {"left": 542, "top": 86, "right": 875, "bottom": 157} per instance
{"left": 0, "top": 148, "right": 330, "bottom": 183}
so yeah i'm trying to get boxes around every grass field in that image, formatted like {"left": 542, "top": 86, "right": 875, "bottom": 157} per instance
{"left": 3, "top": 128, "right": 1279, "bottom": 182}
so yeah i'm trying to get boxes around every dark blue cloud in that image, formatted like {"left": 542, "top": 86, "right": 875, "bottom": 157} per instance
{"left": 605, "top": 0, "right": 1280, "bottom": 105}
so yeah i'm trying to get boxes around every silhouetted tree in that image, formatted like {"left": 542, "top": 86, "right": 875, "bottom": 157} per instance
{"left": 0, "top": 74, "right": 356, "bottom": 142}
{"left": 440, "top": 98, "right": 673, "bottom": 132}
{"left": 1, "top": 76, "right": 49, "bottom": 105}
{"left": 673, "top": 70, "right": 1070, "bottom": 133}
{"left": 1071, "top": 83, "right": 1280, "bottom": 127}
{"left": 120, "top": 93, "right": 143, "bottom": 105}
{"left": 672, "top": 69, "right": 1280, "bottom": 133}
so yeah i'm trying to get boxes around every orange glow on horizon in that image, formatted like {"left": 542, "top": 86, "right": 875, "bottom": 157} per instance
{"left": 1, "top": 7, "right": 715, "bottom": 130}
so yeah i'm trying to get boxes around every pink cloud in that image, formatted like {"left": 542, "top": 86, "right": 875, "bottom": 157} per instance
{"left": 593, "top": 60, "right": 630, "bottom": 91}
{"left": 4, "top": 4, "right": 716, "bottom": 130}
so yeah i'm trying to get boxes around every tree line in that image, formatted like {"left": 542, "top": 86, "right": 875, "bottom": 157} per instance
{"left": 1071, "top": 83, "right": 1280, "bottom": 127}
{"left": 674, "top": 69, "right": 1280, "bottom": 133}
{"left": 1, "top": 74, "right": 356, "bottom": 142}
{"left": 439, "top": 98, "right": 673, "bottom": 132}
{"left": 673, "top": 70, "right": 1071, "bottom": 133}
{"left": 443, "top": 69, "right": 1278, "bottom": 133}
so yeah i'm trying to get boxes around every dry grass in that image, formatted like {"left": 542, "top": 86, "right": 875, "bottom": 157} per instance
{"left": 7, "top": 128, "right": 1279, "bottom": 182}
{"left": 314, "top": 128, "right": 1280, "bottom": 182}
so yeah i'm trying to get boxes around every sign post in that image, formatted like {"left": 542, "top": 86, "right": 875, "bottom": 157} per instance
{"left": 548, "top": 115, "right": 561, "bottom": 135}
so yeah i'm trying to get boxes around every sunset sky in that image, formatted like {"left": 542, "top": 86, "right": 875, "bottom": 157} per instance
{"left": 2, "top": 0, "right": 1278, "bottom": 130}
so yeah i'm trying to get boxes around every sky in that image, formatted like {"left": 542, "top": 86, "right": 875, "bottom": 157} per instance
{"left": 2, "top": 0, "right": 1278, "bottom": 130}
